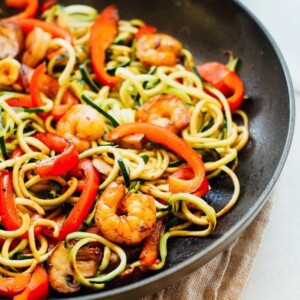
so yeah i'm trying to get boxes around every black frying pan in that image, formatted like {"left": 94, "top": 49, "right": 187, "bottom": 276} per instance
{"left": 1, "top": 0, "right": 295, "bottom": 299}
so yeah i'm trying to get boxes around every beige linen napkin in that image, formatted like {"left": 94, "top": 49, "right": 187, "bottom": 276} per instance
{"left": 142, "top": 196, "right": 273, "bottom": 300}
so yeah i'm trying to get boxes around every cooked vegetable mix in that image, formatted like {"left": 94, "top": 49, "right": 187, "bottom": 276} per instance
{"left": 0, "top": 1, "right": 249, "bottom": 298}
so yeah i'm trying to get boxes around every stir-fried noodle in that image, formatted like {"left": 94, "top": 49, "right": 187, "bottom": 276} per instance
{"left": 0, "top": 2, "right": 249, "bottom": 296}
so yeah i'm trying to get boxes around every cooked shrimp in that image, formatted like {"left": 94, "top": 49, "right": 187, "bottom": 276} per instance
{"left": 0, "top": 22, "right": 24, "bottom": 59}
{"left": 136, "top": 94, "right": 191, "bottom": 133}
{"left": 0, "top": 57, "right": 21, "bottom": 86}
{"left": 136, "top": 33, "right": 182, "bottom": 66}
{"left": 95, "top": 182, "right": 156, "bottom": 245}
{"left": 56, "top": 104, "right": 105, "bottom": 153}
{"left": 22, "top": 27, "right": 52, "bottom": 67}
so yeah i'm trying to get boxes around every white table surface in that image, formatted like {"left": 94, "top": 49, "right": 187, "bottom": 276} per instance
{"left": 238, "top": 1, "right": 300, "bottom": 299}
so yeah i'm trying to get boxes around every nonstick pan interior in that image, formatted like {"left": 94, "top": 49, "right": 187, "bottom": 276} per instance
{"left": 1, "top": 0, "right": 294, "bottom": 299}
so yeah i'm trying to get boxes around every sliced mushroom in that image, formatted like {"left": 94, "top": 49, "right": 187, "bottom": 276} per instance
{"left": 48, "top": 241, "right": 102, "bottom": 293}
{"left": 92, "top": 158, "right": 113, "bottom": 177}
{"left": 76, "top": 242, "right": 102, "bottom": 261}
{"left": 76, "top": 260, "right": 99, "bottom": 278}
{"left": 48, "top": 241, "right": 81, "bottom": 294}
{"left": 118, "top": 133, "right": 147, "bottom": 150}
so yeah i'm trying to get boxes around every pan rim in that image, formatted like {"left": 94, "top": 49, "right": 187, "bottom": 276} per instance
{"left": 64, "top": 1, "right": 295, "bottom": 299}
{"left": 2, "top": 0, "right": 294, "bottom": 299}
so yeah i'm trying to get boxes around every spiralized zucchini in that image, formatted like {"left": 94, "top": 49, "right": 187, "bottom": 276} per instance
{"left": 0, "top": 2, "right": 249, "bottom": 295}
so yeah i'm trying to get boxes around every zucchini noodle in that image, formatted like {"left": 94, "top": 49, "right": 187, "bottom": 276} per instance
{"left": 0, "top": 214, "right": 30, "bottom": 238}
{"left": 66, "top": 232, "right": 127, "bottom": 287}
{"left": 0, "top": 2, "right": 250, "bottom": 297}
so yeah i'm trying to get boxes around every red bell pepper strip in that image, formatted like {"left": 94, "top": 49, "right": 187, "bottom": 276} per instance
{"left": 139, "top": 220, "right": 163, "bottom": 265}
{"left": 0, "top": 274, "right": 31, "bottom": 298}
{"left": 11, "top": 18, "right": 73, "bottom": 44}
{"left": 34, "top": 132, "right": 79, "bottom": 177}
{"left": 197, "top": 62, "right": 245, "bottom": 111}
{"left": 58, "top": 158, "right": 100, "bottom": 240}
{"left": 52, "top": 91, "right": 79, "bottom": 120}
{"left": 90, "top": 5, "right": 119, "bottom": 87}
{"left": 22, "top": 63, "right": 77, "bottom": 119}
{"left": 0, "top": 170, "right": 43, "bottom": 238}
{"left": 6, "top": 95, "right": 33, "bottom": 108}
{"left": 18, "top": 63, "right": 65, "bottom": 97}
{"left": 171, "top": 166, "right": 210, "bottom": 198}
{"left": 135, "top": 25, "right": 157, "bottom": 39}
{"left": 40, "top": 0, "right": 57, "bottom": 14}
{"left": 0, "top": 170, "right": 23, "bottom": 232}
{"left": 26, "top": 63, "right": 71, "bottom": 101}
{"left": 197, "top": 62, "right": 230, "bottom": 93}
{"left": 13, "top": 265, "right": 49, "bottom": 300}
{"left": 29, "top": 62, "right": 51, "bottom": 119}
{"left": 30, "top": 63, "right": 78, "bottom": 119}
{"left": 30, "top": 63, "right": 47, "bottom": 109}
{"left": 11, "top": 147, "right": 25, "bottom": 159}
{"left": 38, "top": 74, "right": 60, "bottom": 100}
{"left": 5, "top": 0, "right": 28, "bottom": 9}
{"left": 107, "top": 123, "right": 205, "bottom": 193}
{"left": 2, "top": 0, "right": 39, "bottom": 21}
{"left": 18, "top": 64, "right": 55, "bottom": 98}
{"left": 222, "top": 71, "right": 245, "bottom": 111}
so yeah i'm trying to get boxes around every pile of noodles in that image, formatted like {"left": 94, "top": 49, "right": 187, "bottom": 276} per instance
{"left": 0, "top": 4, "right": 249, "bottom": 291}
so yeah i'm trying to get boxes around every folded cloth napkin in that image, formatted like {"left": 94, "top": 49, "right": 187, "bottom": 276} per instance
{"left": 142, "top": 196, "right": 273, "bottom": 300}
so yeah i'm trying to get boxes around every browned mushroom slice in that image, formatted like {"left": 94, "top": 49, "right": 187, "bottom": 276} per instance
{"left": 48, "top": 241, "right": 102, "bottom": 293}
{"left": 76, "top": 260, "right": 99, "bottom": 278}
{"left": 0, "top": 22, "right": 24, "bottom": 59}
{"left": 48, "top": 241, "right": 81, "bottom": 294}
{"left": 76, "top": 242, "right": 102, "bottom": 277}
{"left": 92, "top": 158, "right": 113, "bottom": 177}
{"left": 118, "top": 133, "right": 147, "bottom": 150}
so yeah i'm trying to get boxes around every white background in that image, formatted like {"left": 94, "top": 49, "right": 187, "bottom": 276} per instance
{"left": 238, "top": 1, "right": 300, "bottom": 299}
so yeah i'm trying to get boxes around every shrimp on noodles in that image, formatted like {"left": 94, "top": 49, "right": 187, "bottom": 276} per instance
{"left": 22, "top": 27, "right": 52, "bottom": 67}
{"left": 136, "top": 94, "right": 191, "bottom": 133}
{"left": 95, "top": 182, "right": 156, "bottom": 245}
{"left": 136, "top": 33, "right": 182, "bottom": 66}
{"left": 0, "top": 2, "right": 250, "bottom": 296}
{"left": 56, "top": 104, "right": 105, "bottom": 153}
{"left": 0, "top": 22, "right": 24, "bottom": 59}
{"left": 0, "top": 58, "right": 20, "bottom": 86}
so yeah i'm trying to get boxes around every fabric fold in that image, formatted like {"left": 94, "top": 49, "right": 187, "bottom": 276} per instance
{"left": 142, "top": 197, "right": 273, "bottom": 300}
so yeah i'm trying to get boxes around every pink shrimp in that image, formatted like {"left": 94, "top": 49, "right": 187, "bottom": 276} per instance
{"left": 136, "top": 33, "right": 182, "bottom": 66}
{"left": 56, "top": 104, "right": 105, "bottom": 153}
{"left": 95, "top": 182, "right": 156, "bottom": 245}
{"left": 136, "top": 94, "right": 191, "bottom": 133}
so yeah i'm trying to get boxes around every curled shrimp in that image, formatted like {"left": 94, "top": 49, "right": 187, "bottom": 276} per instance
{"left": 95, "top": 182, "right": 156, "bottom": 245}
{"left": 136, "top": 94, "right": 191, "bottom": 133}
{"left": 23, "top": 27, "right": 52, "bottom": 67}
{"left": 136, "top": 33, "right": 182, "bottom": 66}
{"left": 56, "top": 104, "right": 105, "bottom": 153}
{"left": 0, "top": 58, "right": 20, "bottom": 86}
